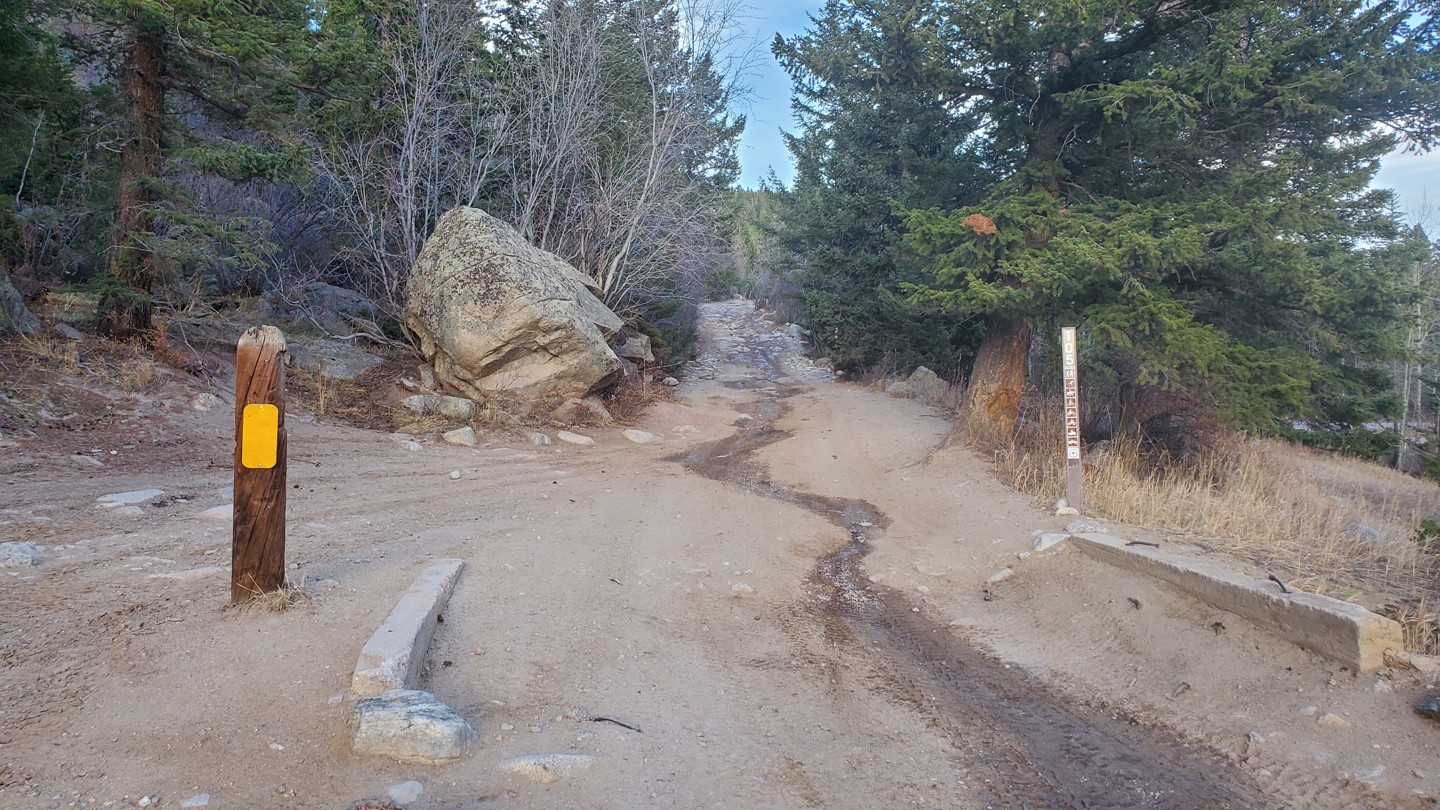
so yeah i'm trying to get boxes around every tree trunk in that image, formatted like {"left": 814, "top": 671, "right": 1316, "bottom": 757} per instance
{"left": 105, "top": 15, "right": 165, "bottom": 337}
{"left": 964, "top": 314, "right": 1032, "bottom": 436}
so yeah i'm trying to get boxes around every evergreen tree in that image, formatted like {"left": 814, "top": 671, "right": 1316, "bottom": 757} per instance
{"left": 892, "top": 1, "right": 1440, "bottom": 437}
{"left": 773, "top": 0, "right": 987, "bottom": 372}
{"left": 74, "top": 0, "right": 312, "bottom": 335}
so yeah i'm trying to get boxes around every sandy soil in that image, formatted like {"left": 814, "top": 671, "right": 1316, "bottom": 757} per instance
{"left": 1, "top": 301, "right": 1437, "bottom": 809}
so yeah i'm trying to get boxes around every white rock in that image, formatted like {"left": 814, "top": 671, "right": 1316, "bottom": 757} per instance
{"left": 449, "top": 470, "right": 462, "bottom": 480}
{"left": 138, "top": 798, "right": 154, "bottom": 808}
{"left": 70, "top": 454, "right": 104, "bottom": 468}
{"left": 529, "top": 431, "right": 552, "bottom": 446}
{"left": 97, "top": 488, "right": 164, "bottom": 506}
{"left": 1317, "top": 713, "right": 1350, "bottom": 728}
{"left": 623, "top": 429, "right": 657, "bottom": 444}
{"left": 443, "top": 426, "right": 478, "bottom": 447}
{"left": 403, "top": 441, "right": 423, "bottom": 452}
{"left": 1055, "top": 506, "right": 1081, "bottom": 517}
{"left": 199, "top": 504, "right": 233, "bottom": 520}
{"left": 1300, "top": 705, "right": 1318, "bottom": 716}
{"left": 663, "top": 377, "right": 680, "bottom": 387}
{"left": 352, "top": 689, "right": 477, "bottom": 764}
{"left": 388, "top": 780, "right": 423, "bottom": 804}
{"left": 556, "top": 430, "right": 595, "bottom": 446}
{"left": 501, "top": 753, "right": 596, "bottom": 784}
{"left": 731, "top": 582, "right": 755, "bottom": 595}
{"left": 269, "top": 742, "right": 285, "bottom": 751}
{"left": 1064, "top": 519, "right": 1104, "bottom": 533}
{"left": 1032, "top": 533, "right": 1069, "bottom": 553}
{"left": 0, "top": 541, "right": 40, "bottom": 568}
{"left": 1356, "top": 764, "right": 1385, "bottom": 784}
{"left": 180, "top": 794, "right": 211, "bottom": 808}
{"left": 986, "top": 568, "right": 1015, "bottom": 584}
{"left": 112, "top": 506, "right": 145, "bottom": 518}
{"left": 192, "top": 393, "right": 222, "bottom": 412}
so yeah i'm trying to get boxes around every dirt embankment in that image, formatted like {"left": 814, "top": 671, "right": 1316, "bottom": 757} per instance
{"left": 1, "top": 302, "right": 1436, "bottom": 808}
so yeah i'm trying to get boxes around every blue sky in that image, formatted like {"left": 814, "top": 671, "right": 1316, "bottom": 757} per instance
{"left": 734, "top": 3, "right": 1438, "bottom": 220}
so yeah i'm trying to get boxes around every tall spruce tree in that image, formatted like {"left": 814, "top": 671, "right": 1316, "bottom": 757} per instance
{"left": 773, "top": 0, "right": 988, "bottom": 372}
{"left": 77, "top": 0, "right": 311, "bottom": 335}
{"left": 892, "top": 1, "right": 1440, "bottom": 437}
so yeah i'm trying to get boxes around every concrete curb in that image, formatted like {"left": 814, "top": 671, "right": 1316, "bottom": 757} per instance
{"left": 352, "top": 559, "right": 465, "bottom": 696}
{"left": 1069, "top": 533, "right": 1403, "bottom": 672}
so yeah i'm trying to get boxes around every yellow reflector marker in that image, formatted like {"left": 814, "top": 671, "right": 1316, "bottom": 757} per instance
{"left": 241, "top": 403, "right": 280, "bottom": 469}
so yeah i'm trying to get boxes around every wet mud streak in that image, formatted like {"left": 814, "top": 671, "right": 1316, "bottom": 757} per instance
{"left": 676, "top": 368, "right": 1266, "bottom": 808}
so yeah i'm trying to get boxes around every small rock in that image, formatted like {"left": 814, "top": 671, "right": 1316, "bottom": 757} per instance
{"left": 199, "top": 504, "right": 233, "bottom": 520}
{"left": 1342, "top": 521, "right": 1380, "bottom": 541}
{"left": 402, "top": 394, "right": 477, "bottom": 421}
{"left": 269, "top": 742, "right": 285, "bottom": 751}
{"left": 53, "top": 322, "right": 84, "bottom": 341}
{"left": 0, "top": 541, "right": 41, "bottom": 568}
{"left": 1064, "top": 519, "right": 1103, "bottom": 534}
{"left": 529, "top": 432, "right": 552, "bottom": 446}
{"left": 1317, "top": 713, "right": 1350, "bottom": 728}
{"left": 1371, "top": 678, "right": 1394, "bottom": 694}
{"left": 885, "top": 381, "right": 915, "bottom": 399}
{"left": 1300, "top": 705, "right": 1318, "bottom": 716}
{"left": 556, "top": 430, "right": 595, "bottom": 446}
{"left": 623, "top": 429, "right": 658, "bottom": 444}
{"left": 192, "top": 393, "right": 222, "bottom": 412}
{"left": 1055, "top": 506, "right": 1081, "bottom": 517}
{"left": 1415, "top": 769, "right": 1427, "bottom": 779}
{"left": 388, "top": 781, "right": 423, "bottom": 805}
{"left": 419, "top": 364, "right": 437, "bottom": 389}
{"left": 180, "top": 794, "right": 211, "bottom": 808}
{"left": 448, "top": 470, "right": 462, "bottom": 480}
{"left": 986, "top": 568, "right": 1015, "bottom": 584}
{"left": 352, "top": 689, "right": 477, "bottom": 764}
{"left": 138, "top": 798, "right": 154, "bottom": 808}
{"left": 403, "top": 441, "right": 423, "bottom": 452}
{"left": 662, "top": 377, "right": 679, "bottom": 387}
{"left": 442, "top": 427, "right": 478, "bottom": 447}
{"left": 1014, "top": 551, "right": 1031, "bottom": 561}
{"left": 112, "top": 505, "right": 145, "bottom": 518}
{"left": 731, "top": 582, "right": 755, "bottom": 594}
{"left": 501, "top": 723, "right": 515, "bottom": 731}
{"left": 1246, "top": 731, "right": 1265, "bottom": 744}
{"left": 1415, "top": 693, "right": 1440, "bottom": 722}
{"left": 1033, "top": 533, "right": 1069, "bottom": 553}
{"left": 1356, "top": 764, "right": 1385, "bottom": 784}
{"left": 97, "top": 488, "right": 165, "bottom": 506}
{"left": 500, "top": 754, "right": 596, "bottom": 784}
{"left": 70, "top": 454, "right": 104, "bottom": 468}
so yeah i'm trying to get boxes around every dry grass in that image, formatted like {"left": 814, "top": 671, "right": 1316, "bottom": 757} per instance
{"left": 11, "top": 331, "right": 166, "bottom": 394}
{"left": 236, "top": 580, "right": 313, "bottom": 613}
{"left": 961, "top": 400, "right": 1440, "bottom": 652}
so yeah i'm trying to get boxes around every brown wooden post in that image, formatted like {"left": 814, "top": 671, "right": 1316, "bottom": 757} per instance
{"left": 233, "top": 325, "right": 287, "bottom": 602}
{"left": 1060, "top": 326, "right": 1085, "bottom": 514}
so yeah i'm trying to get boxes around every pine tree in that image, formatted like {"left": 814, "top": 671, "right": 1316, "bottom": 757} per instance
{"left": 75, "top": 0, "right": 311, "bottom": 335}
{"left": 893, "top": 1, "right": 1440, "bottom": 437}
{"left": 773, "top": 0, "right": 987, "bottom": 372}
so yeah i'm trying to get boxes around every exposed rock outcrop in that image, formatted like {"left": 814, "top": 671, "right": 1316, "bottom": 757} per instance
{"left": 405, "top": 207, "right": 623, "bottom": 405}
{"left": 0, "top": 272, "right": 40, "bottom": 335}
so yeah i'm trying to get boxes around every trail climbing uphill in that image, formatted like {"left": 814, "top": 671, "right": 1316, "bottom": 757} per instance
{"left": 1, "top": 301, "right": 1434, "bottom": 808}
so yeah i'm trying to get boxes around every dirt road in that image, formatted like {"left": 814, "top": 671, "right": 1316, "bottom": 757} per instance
{"left": 2, "top": 300, "right": 1436, "bottom": 808}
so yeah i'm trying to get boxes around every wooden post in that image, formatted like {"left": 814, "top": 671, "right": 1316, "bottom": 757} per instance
{"left": 1060, "top": 326, "right": 1085, "bottom": 514}
{"left": 233, "top": 325, "right": 287, "bottom": 602}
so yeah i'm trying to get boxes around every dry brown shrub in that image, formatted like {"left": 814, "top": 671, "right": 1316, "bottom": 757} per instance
{"left": 962, "top": 212, "right": 998, "bottom": 235}
{"left": 959, "top": 398, "right": 1440, "bottom": 652}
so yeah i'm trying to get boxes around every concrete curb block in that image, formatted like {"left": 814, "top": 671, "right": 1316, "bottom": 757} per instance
{"left": 352, "top": 559, "right": 465, "bottom": 696}
{"left": 1070, "top": 533, "right": 1403, "bottom": 672}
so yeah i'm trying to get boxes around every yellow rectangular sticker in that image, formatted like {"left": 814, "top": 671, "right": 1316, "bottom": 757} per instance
{"left": 241, "top": 403, "right": 280, "bottom": 469}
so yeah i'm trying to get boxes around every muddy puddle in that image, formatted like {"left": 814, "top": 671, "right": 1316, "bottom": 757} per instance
{"left": 676, "top": 378, "right": 1266, "bottom": 809}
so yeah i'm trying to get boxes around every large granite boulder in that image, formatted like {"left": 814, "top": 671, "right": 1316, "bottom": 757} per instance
{"left": 405, "top": 208, "right": 623, "bottom": 404}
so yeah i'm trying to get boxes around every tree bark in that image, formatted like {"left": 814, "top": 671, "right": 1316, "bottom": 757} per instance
{"left": 105, "top": 14, "right": 165, "bottom": 337}
{"left": 964, "top": 314, "right": 1032, "bottom": 437}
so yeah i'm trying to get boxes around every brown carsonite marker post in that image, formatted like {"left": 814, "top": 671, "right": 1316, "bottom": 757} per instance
{"left": 233, "top": 325, "right": 287, "bottom": 602}
{"left": 1060, "top": 326, "right": 1085, "bottom": 514}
